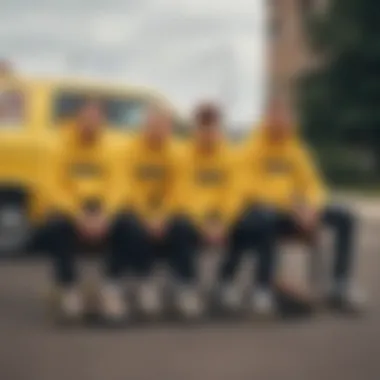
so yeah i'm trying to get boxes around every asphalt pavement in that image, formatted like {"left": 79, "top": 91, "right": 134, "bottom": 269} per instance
{"left": 0, "top": 214, "right": 379, "bottom": 380}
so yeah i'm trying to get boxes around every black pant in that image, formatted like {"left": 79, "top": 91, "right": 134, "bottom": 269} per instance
{"left": 168, "top": 211, "right": 277, "bottom": 289}
{"left": 218, "top": 207, "right": 277, "bottom": 289}
{"left": 218, "top": 204, "right": 356, "bottom": 289}
{"left": 276, "top": 205, "right": 356, "bottom": 283}
{"left": 37, "top": 214, "right": 131, "bottom": 286}
{"left": 166, "top": 217, "right": 201, "bottom": 284}
{"left": 110, "top": 214, "right": 198, "bottom": 284}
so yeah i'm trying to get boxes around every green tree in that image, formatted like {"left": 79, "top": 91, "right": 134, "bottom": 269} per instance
{"left": 298, "top": 0, "right": 380, "bottom": 186}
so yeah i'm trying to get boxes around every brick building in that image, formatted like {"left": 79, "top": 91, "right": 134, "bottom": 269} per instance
{"left": 267, "top": 0, "right": 328, "bottom": 101}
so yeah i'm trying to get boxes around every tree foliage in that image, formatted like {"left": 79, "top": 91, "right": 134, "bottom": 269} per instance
{"left": 298, "top": 0, "right": 380, "bottom": 186}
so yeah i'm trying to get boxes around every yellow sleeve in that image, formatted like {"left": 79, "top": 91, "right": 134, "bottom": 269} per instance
{"left": 165, "top": 146, "right": 208, "bottom": 221}
{"left": 219, "top": 149, "right": 245, "bottom": 226}
{"left": 127, "top": 144, "right": 153, "bottom": 216}
{"left": 103, "top": 145, "right": 128, "bottom": 217}
{"left": 237, "top": 141, "right": 264, "bottom": 205}
{"left": 164, "top": 148, "right": 192, "bottom": 216}
{"left": 294, "top": 144, "right": 327, "bottom": 210}
{"left": 43, "top": 144, "right": 77, "bottom": 217}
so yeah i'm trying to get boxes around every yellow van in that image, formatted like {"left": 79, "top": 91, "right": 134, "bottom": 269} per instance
{"left": 0, "top": 70, "right": 184, "bottom": 255}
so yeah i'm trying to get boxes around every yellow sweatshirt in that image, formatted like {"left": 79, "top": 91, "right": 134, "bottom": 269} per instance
{"left": 171, "top": 141, "right": 243, "bottom": 227}
{"left": 120, "top": 135, "right": 181, "bottom": 221}
{"left": 243, "top": 127, "right": 327, "bottom": 211}
{"left": 44, "top": 128, "right": 124, "bottom": 218}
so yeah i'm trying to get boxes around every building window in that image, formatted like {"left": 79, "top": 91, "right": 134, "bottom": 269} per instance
{"left": 300, "top": 0, "right": 315, "bottom": 16}
{"left": 269, "top": 17, "right": 282, "bottom": 40}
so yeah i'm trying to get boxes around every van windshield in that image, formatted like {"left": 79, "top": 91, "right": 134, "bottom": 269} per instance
{"left": 0, "top": 88, "right": 25, "bottom": 128}
{"left": 53, "top": 91, "right": 148, "bottom": 130}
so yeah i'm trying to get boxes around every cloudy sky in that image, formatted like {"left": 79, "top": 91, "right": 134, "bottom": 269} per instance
{"left": 0, "top": 0, "right": 267, "bottom": 127}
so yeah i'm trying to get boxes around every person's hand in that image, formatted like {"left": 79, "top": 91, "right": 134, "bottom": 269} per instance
{"left": 293, "top": 206, "right": 320, "bottom": 238}
{"left": 145, "top": 217, "right": 166, "bottom": 240}
{"left": 76, "top": 212, "right": 109, "bottom": 242}
{"left": 202, "top": 222, "right": 226, "bottom": 246}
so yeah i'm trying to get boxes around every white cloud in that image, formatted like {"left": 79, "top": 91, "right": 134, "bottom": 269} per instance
{"left": 0, "top": 0, "right": 266, "bottom": 127}
{"left": 156, "top": 0, "right": 260, "bottom": 16}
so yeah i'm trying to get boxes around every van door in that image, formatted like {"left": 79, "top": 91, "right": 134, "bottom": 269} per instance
{"left": 0, "top": 83, "right": 40, "bottom": 255}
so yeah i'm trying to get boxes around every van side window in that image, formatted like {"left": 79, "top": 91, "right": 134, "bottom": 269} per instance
{"left": 53, "top": 91, "right": 147, "bottom": 129}
{"left": 0, "top": 89, "right": 25, "bottom": 127}
{"left": 53, "top": 92, "right": 83, "bottom": 121}
{"left": 106, "top": 98, "right": 147, "bottom": 129}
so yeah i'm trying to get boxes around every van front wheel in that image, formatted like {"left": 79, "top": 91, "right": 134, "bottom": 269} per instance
{"left": 0, "top": 204, "right": 31, "bottom": 257}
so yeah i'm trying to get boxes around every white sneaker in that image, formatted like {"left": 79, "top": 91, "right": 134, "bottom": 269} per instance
{"left": 219, "top": 283, "right": 242, "bottom": 311}
{"left": 60, "top": 287, "right": 84, "bottom": 320}
{"left": 138, "top": 281, "right": 162, "bottom": 317}
{"left": 176, "top": 286, "right": 204, "bottom": 319}
{"left": 252, "top": 288, "right": 277, "bottom": 317}
{"left": 329, "top": 281, "right": 367, "bottom": 313}
{"left": 99, "top": 283, "right": 128, "bottom": 321}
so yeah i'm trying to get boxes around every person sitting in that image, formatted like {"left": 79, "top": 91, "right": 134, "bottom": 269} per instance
{"left": 40, "top": 100, "right": 130, "bottom": 322}
{"left": 168, "top": 102, "right": 279, "bottom": 317}
{"left": 232, "top": 96, "right": 363, "bottom": 313}
{"left": 109, "top": 104, "right": 185, "bottom": 318}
